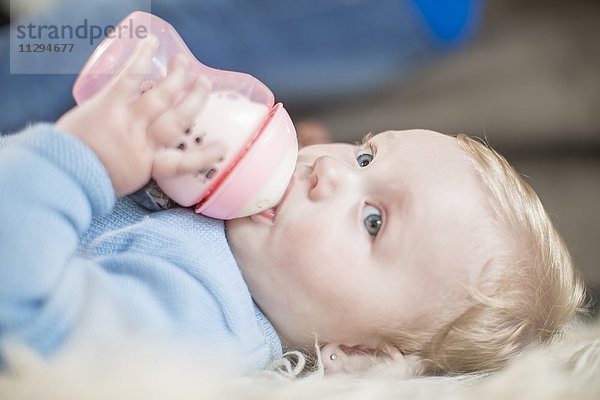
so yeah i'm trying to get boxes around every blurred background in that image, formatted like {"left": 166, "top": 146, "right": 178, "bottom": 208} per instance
{"left": 1, "top": 0, "right": 598, "bottom": 312}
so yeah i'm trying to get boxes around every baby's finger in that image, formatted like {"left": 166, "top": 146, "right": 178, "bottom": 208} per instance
{"left": 131, "top": 53, "right": 190, "bottom": 123}
{"left": 146, "top": 112, "right": 188, "bottom": 148}
{"left": 146, "top": 78, "right": 211, "bottom": 147}
{"left": 108, "top": 35, "right": 159, "bottom": 99}
{"left": 153, "top": 142, "right": 227, "bottom": 179}
{"left": 172, "top": 77, "right": 211, "bottom": 124}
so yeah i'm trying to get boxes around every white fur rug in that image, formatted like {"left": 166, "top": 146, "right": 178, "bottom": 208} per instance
{"left": 1, "top": 318, "right": 599, "bottom": 400}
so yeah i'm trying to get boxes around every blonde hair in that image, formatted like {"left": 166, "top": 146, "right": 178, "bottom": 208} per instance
{"left": 383, "top": 134, "right": 587, "bottom": 376}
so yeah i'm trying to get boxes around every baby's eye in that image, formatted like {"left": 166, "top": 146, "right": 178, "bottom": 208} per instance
{"left": 356, "top": 148, "right": 374, "bottom": 167}
{"left": 362, "top": 204, "right": 382, "bottom": 237}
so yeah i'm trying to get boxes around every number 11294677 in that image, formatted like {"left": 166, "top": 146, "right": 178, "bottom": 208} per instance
{"left": 18, "top": 43, "right": 74, "bottom": 53}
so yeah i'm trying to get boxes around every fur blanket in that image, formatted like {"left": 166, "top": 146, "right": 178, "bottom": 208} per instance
{"left": 1, "top": 318, "right": 599, "bottom": 400}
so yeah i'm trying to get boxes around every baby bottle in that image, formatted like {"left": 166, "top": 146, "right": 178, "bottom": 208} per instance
{"left": 72, "top": 11, "right": 298, "bottom": 220}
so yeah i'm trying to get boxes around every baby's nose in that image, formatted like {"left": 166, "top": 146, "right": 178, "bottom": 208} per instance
{"left": 308, "top": 156, "right": 352, "bottom": 201}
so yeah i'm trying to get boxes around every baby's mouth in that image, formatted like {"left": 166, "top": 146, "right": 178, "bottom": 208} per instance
{"left": 259, "top": 206, "right": 277, "bottom": 221}
{"left": 250, "top": 175, "right": 294, "bottom": 225}
{"left": 249, "top": 205, "right": 277, "bottom": 225}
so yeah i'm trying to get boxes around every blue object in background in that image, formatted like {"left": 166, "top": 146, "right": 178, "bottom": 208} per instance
{"left": 413, "top": 0, "right": 483, "bottom": 45}
{"left": 0, "top": 0, "right": 485, "bottom": 134}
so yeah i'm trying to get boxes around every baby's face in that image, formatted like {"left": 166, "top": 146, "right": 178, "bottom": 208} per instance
{"left": 226, "top": 130, "right": 490, "bottom": 348}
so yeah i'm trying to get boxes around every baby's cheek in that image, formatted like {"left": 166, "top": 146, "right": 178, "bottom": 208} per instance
{"left": 288, "top": 246, "right": 342, "bottom": 292}
{"left": 275, "top": 214, "right": 344, "bottom": 272}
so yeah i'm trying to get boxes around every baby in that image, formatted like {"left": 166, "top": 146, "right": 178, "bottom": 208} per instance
{"left": 0, "top": 37, "right": 586, "bottom": 376}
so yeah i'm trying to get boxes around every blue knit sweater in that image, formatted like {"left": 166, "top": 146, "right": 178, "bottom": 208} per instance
{"left": 0, "top": 124, "right": 282, "bottom": 371}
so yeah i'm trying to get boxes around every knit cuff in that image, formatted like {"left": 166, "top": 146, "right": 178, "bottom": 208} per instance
{"left": 8, "top": 123, "right": 115, "bottom": 216}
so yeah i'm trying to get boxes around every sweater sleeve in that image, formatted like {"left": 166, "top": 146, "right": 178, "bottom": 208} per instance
{"left": 0, "top": 123, "right": 115, "bottom": 355}
{"left": 0, "top": 124, "right": 280, "bottom": 371}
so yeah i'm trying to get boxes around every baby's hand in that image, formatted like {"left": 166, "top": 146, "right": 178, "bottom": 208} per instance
{"left": 56, "top": 36, "right": 226, "bottom": 196}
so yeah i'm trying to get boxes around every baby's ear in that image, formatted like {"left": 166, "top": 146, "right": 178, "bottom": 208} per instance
{"left": 320, "top": 343, "right": 412, "bottom": 376}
